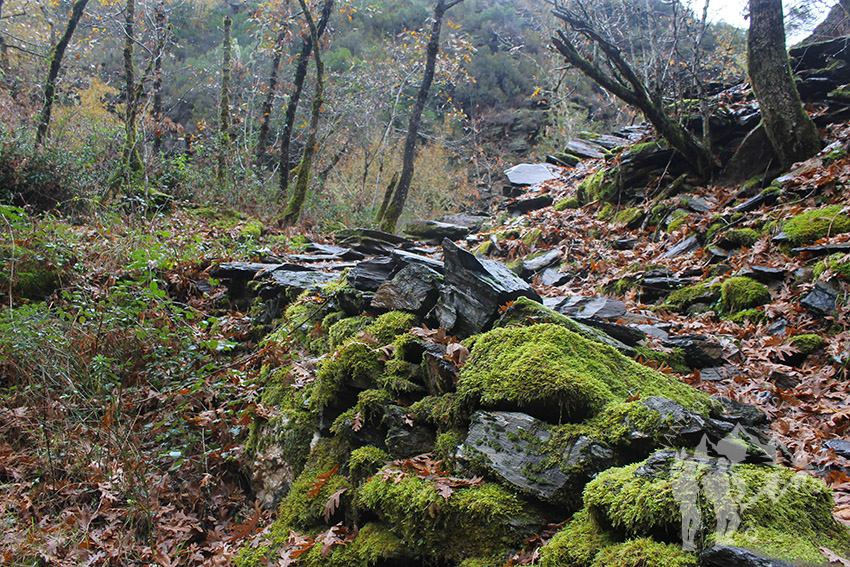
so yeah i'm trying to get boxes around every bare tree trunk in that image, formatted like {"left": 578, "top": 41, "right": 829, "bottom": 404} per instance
{"left": 34, "top": 0, "right": 90, "bottom": 146}
{"left": 0, "top": 0, "right": 9, "bottom": 79}
{"left": 379, "top": 0, "right": 465, "bottom": 234}
{"left": 281, "top": 0, "right": 325, "bottom": 226}
{"left": 278, "top": 0, "right": 334, "bottom": 199}
{"left": 748, "top": 0, "right": 820, "bottom": 168}
{"left": 152, "top": 1, "right": 166, "bottom": 155}
{"left": 375, "top": 172, "right": 399, "bottom": 224}
{"left": 217, "top": 15, "right": 232, "bottom": 191}
{"left": 255, "top": 29, "right": 286, "bottom": 168}
{"left": 552, "top": 8, "right": 713, "bottom": 178}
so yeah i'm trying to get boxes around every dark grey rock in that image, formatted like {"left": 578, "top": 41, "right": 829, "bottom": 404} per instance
{"left": 383, "top": 406, "right": 435, "bottom": 458}
{"left": 303, "top": 243, "right": 366, "bottom": 260}
{"left": 264, "top": 270, "right": 338, "bottom": 296}
{"left": 540, "top": 267, "right": 571, "bottom": 287}
{"left": 504, "top": 195, "right": 554, "bottom": 214}
{"left": 371, "top": 264, "right": 442, "bottom": 316}
{"left": 698, "top": 365, "right": 741, "bottom": 382}
{"left": 767, "top": 318, "right": 789, "bottom": 336}
{"left": 523, "top": 249, "right": 562, "bottom": 274}
{"left": 565, "top": 139, "right": 609, "bottom": 159}
{"left": 722, "top": 124, "right": 781, "bottom": 186}
{"left": 546, "top": 153, "right": 580, "bottom": 167}
{"left": 580, "top": 133, "right": 630, "bottom": 150}
{"left": 641, "top": 397, "right": 734, "bottom": 446}
{"left": 825, "top": 438, "right": 850, "bottom": 458}
{"left": 768, "top": 368, "right": 801, "bottom": 390}
{"left": 422, "top": 343, "right": 457, "bottom": 396}
{"left": 663, "top": 335, "right": 725, "bottom": 368}
{"left": 700, "top": 546, "right": 794, "bottom": 567}
{"left": 792, "top": 242, "right": 850, "bottom": 255}
{"left": 742, "top": 265, "right": 787, "bottom": 282}
{"left": 638, "top": 324, "right": 669, "bottom": 340}
{"left": 436, "top": 239, "right": 542, "bottom": 336}
{"left": 544, "top": 296, "right": 627, "bottom": 320}
{"left": 664, "top": 235, "right": 701, "bottom": 258}
{"left": 457, "top": 411, "right": 614, "bottom": 505}
{"left": 348, "top": 256, "right": 398, "bottom": 292}
{"left": 403, "top": 219, "right": 470, "bottom": 241}
{"left": 612, "top": 238, "right": 639, "bottom": 250}
{"left": 801, "top": 281, "right": 838, "bottom": 315}
{"left": 504, "top": 163, "right": 557, "bottom": 186}
{"left": 391, "top": 249, "right": 445, "bottom": 274}
{"left": 713, "top": 395, "right": 769, "bottom": 426}
{"left": 437, "top": 212, "right": 490, "bottom": 232}
{"left": 683, "top": 196, "right": 712, "bottom": 213}
{"left": 335, "top": 228, "right": 412, "bottom": 255}
{"left": 578, "top": 318, "right": 646, "bottom": 346}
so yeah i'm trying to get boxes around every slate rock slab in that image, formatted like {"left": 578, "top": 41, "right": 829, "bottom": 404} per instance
{"left": 335, "top": 228, "right": 412, "bottom": 255}
{"left": 700, "top": 546, "right": 794, "bottom": 567}
{"left": 523, "top": 249, "right": 562, "bottom": 274}
{"left": 303, "top": 243, "right": 366, "bottom": 260}
{"left": 437, "top": 212, "right": 490, "bottom": 232}
{"left": 663, "top": 235, "right": 700, "bottom": 258}
{"left": 457, "top": 410, "right": 614, "bottom": 503}
{"left": 436, "top": 239, "right": 542, "bottom": 336}
{"left": 504, "top": 163, "right": 558, "bottom": 186}
{"left": 540, "top": 267, "right": 571, "bottom": 287}
{"left": 371, "top": 263, "right": 442, "bottom": 316}
{"left": 801, "top": 281, "right": 838, "bottom": 315}
{"left": 504, "top": 194, "right": 554, "bottom": 214}
{"left": 663, "top": 335, "right": 726, "bottom": 368}
{"left": 544, "top": 296, "right": 627, "bottom": 320}
{"left": 403, "top": 219, "right": 470, "bottom": 241}
{"left": 264, "top": 270, "right": 338, "bottom": 297}
{"left": 565, "top": 139, "right": 608, "bottom": 159}
{"left": 348, "top": 256, "right": 398, "bottom": 292}
{"left": 391, "top": 249, "right": 445, "bottom": 274}
{"left": 825, "top": 438, "right": 850, "bottom": 459}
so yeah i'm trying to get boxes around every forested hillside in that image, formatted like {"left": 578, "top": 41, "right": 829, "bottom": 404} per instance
{"left": 3, "top": 0, "right": 850, "bottom": 566}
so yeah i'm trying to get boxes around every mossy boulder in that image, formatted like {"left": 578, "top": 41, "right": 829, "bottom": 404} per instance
{"left": 612, "top": 207, "right": 645, "bottom": 229}
{"left": 580, "top": 451, "right": 850, "bottom": 565}
{"left": 579, "top": 168, "right": 619, "bottom": 204}
{"left": 356, "top": 469, "right": 529, "bottom": 563}
{"left": 721, "top": 228, "right": 760, "bottom": 248}
{"left": 238, "top": 219, "right": 264, "bottom": 240}
{"left": 789, "top": 333, "right": 826, "bottom": 355}
{"left": 0, "top": 244, "right": 62, "bottom": 300}
{"left": 454, "top": 323, "right": 719, "bottom": 424}
{"left": 813, "top": 252, "right": 850, "bottom": 279}
{"left": 782, "top": 205, "right": 850, "bottom": 246}
{"left": 718, "top": 277, "right": 771, "bottom": 313}
{"left": 554, "top": 196, "right": 582, "bottom": 211}
{"left": 664, "top": 282, "right": 721, "bottom": 313}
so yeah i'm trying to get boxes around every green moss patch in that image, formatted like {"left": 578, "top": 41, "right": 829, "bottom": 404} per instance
{"left": 356, "top": 471, "right": 524, "bottom": 562}
{"left": 813, "top": 252, "right": 850, "bottom": 280}
{"left": 789, "top": 333, "right": 826, "bottom": 355}
{"left": 455, "top": 323, "right": 718, "bottom": 423}
{"left": 783, "top": 205, "right": 850, "bottom": 246}
{"left": 591, "top": 538, "right": 697, "bottom": 567}
{"left": 612, "top": 207, "right": 645, "bottom": 229}
{"left": 554, "top": 196, "right": 582, "bottom": 211}
{"left": 664, "top": 282, "right": 721, "bottom": 313}
{"left": 723, "top": 228, "right": 760, "bottom": 248}
{"left": 718, "top": 277, "right": 771, "bottom": 313}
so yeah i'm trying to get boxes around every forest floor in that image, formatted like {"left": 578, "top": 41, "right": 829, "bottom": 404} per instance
{"left": 3, "top": 128, "right": 850, "bottom": 564}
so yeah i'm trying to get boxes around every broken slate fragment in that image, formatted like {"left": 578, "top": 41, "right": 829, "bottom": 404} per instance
{"left": 403, "top": 219, "right": 470, "bottom": 241}
{"left": 391, "top": 249, "right": 445, "bottom": 274}
{"left": 348, "top": 256, "right": 397, "bottom": 292}
{"left": 540, "top": 267, "right": 571, "bottom": 287}
{"left": 371, "top": 263, "right": 442, "bottom": 316}
{"left": 825, "top": 439, "right": 850, "bottom": 459}
{"left": 436, "top": 239, "right": 542, "bottom": 336}
{"left": 522, "top": 249, "right": 562, "bottom": 274}
{"left": 503, "top": 163, "right": 558, "bottom": 186}
{"left": 504, "top": 195, "right": 554, "bottom": 215}
{"left": 544, "top": 295, "right": 627, "bottom": 320}
{"left": 303, "top": 243, "right": 366, "bottom": 260}
{"left": 663, "top": 235, "right": 700, "bottom": 258}
{"left": 565, "top": 139, "right": 609, "bottom": 159}
{"left": 801, "top": 281, "right": 838, "bottom": 316}
{"left": 663, "top": 335, "right": 725, "bottom": 368}
{"left": 457, "top": 410, "right": 614, "bottom": 505}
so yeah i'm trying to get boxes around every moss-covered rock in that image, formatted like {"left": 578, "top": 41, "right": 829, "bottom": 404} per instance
{"left": 328, "top": 315, "right": 373, "bottom": 350}
{"left": 612, "top": 207, "right": 645, "bottom": 229}
{"left": 0, "top": 244, "right": 63, "bottom": 300}
{"left": 664, "top": 282, "right": 721, "bottom": 313}
{"left": 722, "top": 228, "right": 760, "bottom": 248}
{"left": 728, "top": 308, "right": 767, "bottom": 325}
{"left": 238, "top": 220, "right": 264, "bottom": 240}
{"left": 522, "top": 228, "right": 543, "bottom": 246}
{"left": 540, "top": 509, "right": 615, "bottom": 567}
{"left": 583, "top": 452, "right": 850, "bottom": 565}
{"left": 355, "top": 470, "right": 526, "bottom": 562}
{"left": 718, "top": 277, "right": 771, "bottom": 313}
{"left": 554, "top": 196, "right": 582, "bottom": 211}
{"left": 813, "top": 252, "right": 850, "bottom": 280}
{"left": 782, "top": 205, "right": 850, "bottom": 246}
{"left": 789, "top": 333, "right": 826, "bottom": 355}
{"left": 591, "top": 538, "right": 697, "bottom": 567}
{"left": 455, "top": 323, "right": 719, "bottom": 424}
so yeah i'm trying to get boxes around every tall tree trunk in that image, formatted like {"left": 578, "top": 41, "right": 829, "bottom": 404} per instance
{"left": 152, "top": 1, "right": 166, "bottom": 155}
{"left": 379, "top": 0, "right": 465, "bottom": 234}
{"left": 255, "top": 29, "right": 287, "bottom": 168}
{"left": 747, "top": 0, "right": 820, "bottom": 168}
{"left": 0, "top": 0, "right": 9, "bottom": 80}
{"left": 217, "top": 15, "right": 232, "bottom": 191}
{"left": 119, "top": 0, "right": 143, "bottom": 188}
{"left": 34, "top": 0, "right": 90, "bottom": 146}
{"left": 281, "top": 0, "right": 325, "bottom": 226}
{"left": 278, "top": 0, "right": 334, "bottom": 199}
